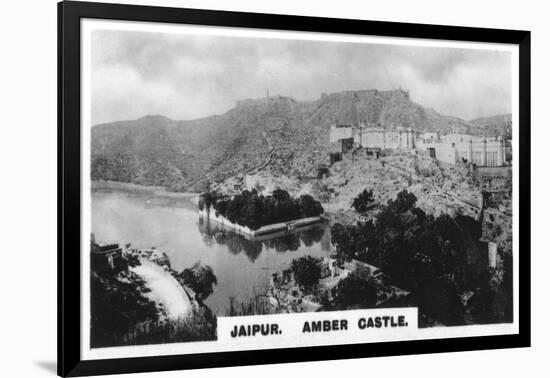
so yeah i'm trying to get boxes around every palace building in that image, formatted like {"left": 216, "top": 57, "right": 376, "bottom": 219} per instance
{"left": 329, "top": 122, "right": 419, "bottom": 150}
{"left": 417, "top": 133, "right": 506, "bottom": 167}
{"left": 329, "top": 121, "right": 508, "bottom": 167}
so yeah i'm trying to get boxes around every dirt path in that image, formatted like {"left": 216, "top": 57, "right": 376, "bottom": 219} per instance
{"left": 130, "top": 260, "right": 193, "bottom": 320}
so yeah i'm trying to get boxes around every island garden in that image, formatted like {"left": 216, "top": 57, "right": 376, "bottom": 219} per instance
{"left": 198, "top": 188, "right": 324, "bottom": 230}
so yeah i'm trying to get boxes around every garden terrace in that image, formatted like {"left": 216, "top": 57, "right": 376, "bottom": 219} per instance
{"left": 198, "top": 189, "right": 324, "bottom": 230}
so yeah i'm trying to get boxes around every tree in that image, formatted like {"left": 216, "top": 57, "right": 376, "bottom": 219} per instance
{"left": 330, "top": 189, "right": 492, "bottom": 325}
{"left": 290, "top": 255, "right": 323, "bottom": 291}
{"left": 386, "top": 189, "right": 417, "bottom": 213}
{"left": 299, "top": 194, "right": 324, "bottom": 217}
{"left": 332, "top": 273, "right": 378, "bottom": 309}
{"left": 204, "top": 189, "right": 324, "bottom": 230}
{"left": 179, "top": 263, "right": 218, "bottom": 301}
{"left": 330, "top": 223, "right": 359, "bottom": 264}
{"left": 225, "top": 194, "right": 245, "bottom": 224}
{"left": 352, "top": 189, "right": 375, "bottom": 214}
{"left": 272, "top": 188, "right": 291, "bottom": 202}
{"left": 90, "top": 272, "right": 158, "bottom": 348}
{"left": 413, "top": 278, "right": 463, "bottom": 326}
{"left": 239, "top": 193, "right": 264, "bottom": 230}
{"left": 198, "top": 191, "right": 218, "bottom": 211}
{"left": 213, "top": 198, "right": 229, "bottom": 217}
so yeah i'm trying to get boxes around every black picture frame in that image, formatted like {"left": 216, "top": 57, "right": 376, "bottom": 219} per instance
{"left": 58, "top": 1, "right": 531, "bottom": 376}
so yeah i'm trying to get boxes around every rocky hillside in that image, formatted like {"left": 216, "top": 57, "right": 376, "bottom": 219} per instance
{"left": 470, "top": 114, "right": 512, "bottom": 139}
{"left": 91, "top": 89, "right": 508, "bottom": 191}
{"left": 218, "top": 149, "right": 512, "bottom": 256}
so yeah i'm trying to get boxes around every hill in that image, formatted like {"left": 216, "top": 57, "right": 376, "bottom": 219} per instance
{"left": 470, "top": 114, "right": 512, "bottom": 139}
{"left": 91, "top": 89, "right": 508, "bottom": 191}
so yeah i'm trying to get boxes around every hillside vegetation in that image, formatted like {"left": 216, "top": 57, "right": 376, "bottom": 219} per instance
{"left": 331, "top": 189, "right": 512, "bottom": 326}
{"left": 91, "top": 89, "right": 510, "bottom": 191}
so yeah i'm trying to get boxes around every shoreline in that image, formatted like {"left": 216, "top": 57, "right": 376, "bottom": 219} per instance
{"left": 198, "top": 208, "right": 325, "bottom": 238}
{"left": 129, "top": 259, "right": 194, "bottom": 320}
{"left": 92, "top": 180, "right": 201, "bottom": 199}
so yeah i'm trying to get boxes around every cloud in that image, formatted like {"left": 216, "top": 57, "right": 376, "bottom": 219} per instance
{"left": 91, "top": 29, "right": 512, "bottom": 125}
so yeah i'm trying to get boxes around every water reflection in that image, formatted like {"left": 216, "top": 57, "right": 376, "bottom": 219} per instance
{"left": 92, "top": 189, "right": 331, "bottom": 315}
{"left": 198, "top": 218, "right": 328, "bottom": 262}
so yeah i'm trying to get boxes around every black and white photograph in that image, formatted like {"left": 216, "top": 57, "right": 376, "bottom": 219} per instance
{"left": 5, "top": 0, "right": 548, "bottom": 377}
{"left": 82, "top": 17, "right": 520, "bottom": 356}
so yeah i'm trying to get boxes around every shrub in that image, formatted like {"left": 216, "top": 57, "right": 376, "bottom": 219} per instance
{"left": 117, "top": 308, "right": 216, "bottom": 346}
{"left": 352, "top": 189, "right": 375, "bottom": 214}
{"left": 290, "top": 255, "right": 323, "bottom": 291}
{"left": 332, "top": 273, "right": 378, "bottom": 309}
{"left": 179, "top": 263, "right": 218, "bottom": 301}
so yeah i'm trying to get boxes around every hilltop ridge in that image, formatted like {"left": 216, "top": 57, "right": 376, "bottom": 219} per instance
{"left": 91, "top": 89, "right": 511, "bottom": 191}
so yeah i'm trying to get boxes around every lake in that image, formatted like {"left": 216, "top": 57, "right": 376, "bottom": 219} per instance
{"left": 91, "top": 188, "right": 331, "bottom": 315}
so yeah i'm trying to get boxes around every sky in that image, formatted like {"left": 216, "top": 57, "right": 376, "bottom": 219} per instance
{"left": 91, "top": 28, "right": 512, "bottom": 125}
